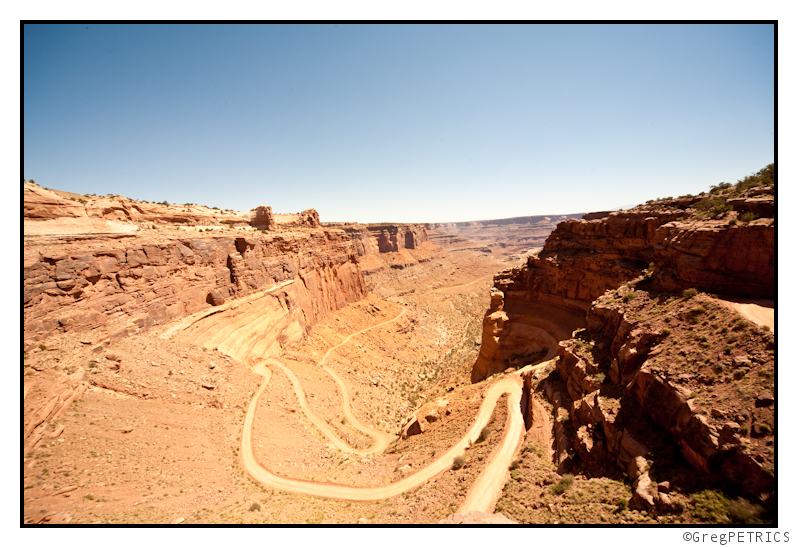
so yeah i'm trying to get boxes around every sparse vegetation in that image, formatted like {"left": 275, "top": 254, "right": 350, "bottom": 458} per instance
{"left": 691, "top": 489, "right": 730, "bottom": 523}
{"left": 682, "top": 288, "right": 698, "bottom": 299}
{"left": 551, "top": 473, "right": 574, "bottom": 495}
{"left": 622, "top": 291, "right": 638, "bottom": 303}
{"left": 451, "top": 455, "right": 465, "bottom": 470}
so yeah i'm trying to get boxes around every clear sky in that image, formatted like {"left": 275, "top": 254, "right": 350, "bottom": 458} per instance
{"left": 23, "top": 23, "right": 774, "bottom": 223}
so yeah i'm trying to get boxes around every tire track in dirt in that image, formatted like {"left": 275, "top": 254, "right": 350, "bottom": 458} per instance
{"left": 241, "top": 367, "right": 523, "bottom": 502}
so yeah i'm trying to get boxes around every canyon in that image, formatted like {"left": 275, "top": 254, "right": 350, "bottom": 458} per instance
{"left": 23, "top": 166, "right": 775, "bottom": 525}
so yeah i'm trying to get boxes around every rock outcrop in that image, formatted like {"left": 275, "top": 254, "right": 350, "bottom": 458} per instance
{"left": 472, "top": 188, "right": 774, "bottom": 382}
{"left": 341, "top": 224, "right": 438, "bottom": 273}
{"left": 23, "top": 229, "right": 367, "bottom": 350}
{"left": 471, "top": 175, "right": 775, "bottom": 511}
{"left": 24, "top": 181, "right": 250, "bottom": 235}
{"left": 270, "top": 209, "right": 321, "bottom": 229}
{"left": 550, "top": 296, "right": 774, "bottom": 506}
{"left": 250, "top": 206, "right": 276, "bottom": 230}
{"left": 470, "top": 286, "right": 586, "bottom": 383}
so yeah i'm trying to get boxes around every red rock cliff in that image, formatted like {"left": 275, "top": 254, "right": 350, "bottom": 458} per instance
{"left": 23, "top": 229, "right": 367, "bottom": 350}
{"left": 472, "top": 188, "right": 774, "bottom": 383}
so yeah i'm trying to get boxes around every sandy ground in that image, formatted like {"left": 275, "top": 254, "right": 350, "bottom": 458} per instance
{"left": 717, "top": 297, "right": 775, "bottom": 331}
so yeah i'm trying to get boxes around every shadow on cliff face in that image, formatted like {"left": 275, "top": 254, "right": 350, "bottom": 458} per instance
{"left": 471, "top": 292, "right": 586, "bottom": 383}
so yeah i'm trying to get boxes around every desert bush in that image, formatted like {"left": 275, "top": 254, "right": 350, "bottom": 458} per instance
{"left": 740, "top": 211, "right": 756, "bottom": 223}
{"left": 452, "top": 455, "right": 465, "bottom": 470}
{"left": 551, "top": 473, "right": 574, "bottom": 495}
{"left": 734, "top": 163, "right": 774, "bottom": 193}
{"left": 249, "top": 502, "right": 261, "bottom": 512}
{"left": 476, "top": 426, "right": 490, "bottom": 443}
{"left": 39, "top": 344, "right": 46, "bottom": 351}
{"left": 622, "top": 291, "right": 637, "bottom": 303}
{"left": 727, "top": 497, "right": 764, "bottom": 524}
{"left": 682, "top": 288, "right": 698, "bottom": 299}
{"left": 661, "top": 328, "right": 671, "bottom": 336}
{"left": 523, "top": 442, "right": 543, "bottom": 458}
{"left": 709, "top": 182, "right": 732, "bottom": 195}
{"left": 695, "top": 196, "right": 732, "bottom": 216}
{"left": 691, "top": 489, "right": 730, "bottom": 522}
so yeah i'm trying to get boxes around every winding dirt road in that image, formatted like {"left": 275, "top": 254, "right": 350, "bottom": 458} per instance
{"left": 241, "top": 366, "right": 523, "bottom": 502}
{"left": 236, "top": 284, "right": 546, "bottom": 510}
{"left": 159, "top": 276, "right": 532, "bottom": 511}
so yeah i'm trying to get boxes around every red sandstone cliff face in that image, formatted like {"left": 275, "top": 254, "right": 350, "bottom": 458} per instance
{"left": 549, "top": 292, "right": 774, "bottom": 507}
{"left": 341, "top": 224, "right": 438, "bottom": 273}
{"left": 472, "top": 191, "right": 774, "bottom": 383}
{"left": 23, "top": 229, "right": 367, "bottom": 350}
{"left": 471, "top": 181, "right": 775, "bottom": 509}
{"left": 521, "top": 192, "right": 774, "bottom": 305}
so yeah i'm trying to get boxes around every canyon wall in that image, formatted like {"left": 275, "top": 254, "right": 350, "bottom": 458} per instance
{"left": 549, "top": 296, "right": 774, "bottom": 507}
{"left": 471, "top": 182, "right": 775, "bottom": 509}
{"left": 23, "top": 230, "right": 368, "bottom": 351}
{"left": 472, "top": 195, "right": 775, "bottom": 383}
{"left": 24, "top": 222, "right": 438, "bottom": 355}
{"left": 24, "top": 180, "right": 440, "bottom": 354}
{"left": 341, "top": 224, "right": 438, "bottom": 273}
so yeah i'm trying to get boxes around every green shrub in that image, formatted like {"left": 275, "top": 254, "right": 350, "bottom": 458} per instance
{"left": 452, "top": 455, "right": 466, "bottom": 470}
{"left": 709, "top": 182, "right": 732, "bottom": 195}
{"left": 661, "top": 328, "right": 671, "bottom": 336}
{"left": 740, "top": 211, "right": 756, "bottom": 223}
{"left": 622, "top": 291, "right": 638, "bottom": 303}
{"left": 691, "top": 489, "right": 730, "bottom": 522}
{"left": 551, "top": 473, "right": 574, "bottom": 495}
{"left": 734, "top": 164, "right": 774, "bottom": 192}
{"left": 683, "top": 288, "right": 698, "bottom": 299}
{"left": 39, "top": 344, "right": 46, "bottom": 351}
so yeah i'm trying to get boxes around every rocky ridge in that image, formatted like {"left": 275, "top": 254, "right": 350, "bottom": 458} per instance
{"left": 472, "top": 166, "right": 775, "bottom": 520}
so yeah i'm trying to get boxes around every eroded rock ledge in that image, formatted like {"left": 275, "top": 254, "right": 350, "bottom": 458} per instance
{"left": 24, "top": 223, "right": 437, "bottom": 350}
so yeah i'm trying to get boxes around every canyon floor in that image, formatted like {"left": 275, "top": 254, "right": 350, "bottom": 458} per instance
{"left": 23, "top": 226, "right": 542, "bottom": 524}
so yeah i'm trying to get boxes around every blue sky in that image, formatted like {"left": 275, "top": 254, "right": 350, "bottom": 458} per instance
{"left": 24, "top": 24, "right": 774, "bottom": 223}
